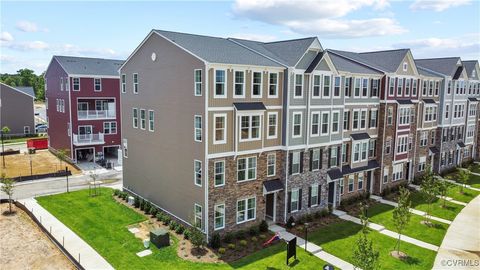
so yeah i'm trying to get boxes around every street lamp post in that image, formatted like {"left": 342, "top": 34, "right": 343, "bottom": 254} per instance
{"left": 66, "top": 166, "right": 69, "bottom": 193}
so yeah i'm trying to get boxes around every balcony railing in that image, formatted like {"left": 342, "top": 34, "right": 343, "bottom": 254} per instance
{"left": 73, "top": 133, "right": 105, "bottom": 146}
{"left": 78, "top": 110, "right": 116, "bottom": 120}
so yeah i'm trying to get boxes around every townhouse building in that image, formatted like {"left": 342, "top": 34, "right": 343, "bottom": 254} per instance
{"left": 45, "top": 56, "right": 123, "bottom": 164}
{"left": 415, "top": 58, "right": 479, "bottom": 173}
{"left": 0, "top": 83, "right": 35, "bottom": 136}
{"left": 462, "top": 60, "right": 480, "bottom": 161}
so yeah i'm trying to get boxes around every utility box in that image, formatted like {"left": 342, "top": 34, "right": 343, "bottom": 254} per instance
{"left": 150, "top": 228, "right": 169, "bottom": 248}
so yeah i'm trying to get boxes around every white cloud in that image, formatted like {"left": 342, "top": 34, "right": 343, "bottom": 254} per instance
{"left": 410, "top": 0, "right": 471, "bottom": 12}
{"left": 230, "top": 33, "right": 278, "bottom": 42}
{"left": 4, "top": 40, "right": 49, "bottom": 50}
{"left": 16, "top": 20, "right": 39, "bottom": 32}
{"left": 232, "top": 0, "right": 405, "bottom": 38}
{"left": 57, "top": 44, "right": 119, "bottom": 57}
{"left": 0, "top": 32, "right": 14, "bottom": 42}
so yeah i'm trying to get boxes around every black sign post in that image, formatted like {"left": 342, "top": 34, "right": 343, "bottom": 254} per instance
{"left": 286, "top": 236, "right": 297, "bottom": 265}
{"left": 65, "top": 166, "right": 69, "bottom": 193}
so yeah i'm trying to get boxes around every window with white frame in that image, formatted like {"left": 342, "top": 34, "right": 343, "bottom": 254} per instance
{"left": 397, "top": 78, "right": 403, "bottom": 96}
{"left": 342, "top": 144, "right": 348, "bottom": 163}
{"left": 140, "top": 109, "right": 146, "bottom": 129}
{"left": 397, "top": 135, "right": 408, "bottom": 154}
{"left": 214, "top": 204, "right": 225, "bottom": 230}
{"left": 430, "top": 130, "right": 436, "bottom": 145}
{"left": 321, "top": 112, "right": 329, "bottom": 135}
{"left": 194, "top": 115, "right": 202, "bottom": 142}
{"left": 313, "top": 75, "right": 321, "bottom": 97}
{"left": 194, "top": 204, "right": 202, "bottom": 228}
{"left": 24, "top": 126, "right": 30, "bottom": 134}
{"left": 467, "top": 125, "right": 475, "bottom": 138}
{"left": 234, "top": 71, "right": 245, "bottom": 97}
{"left": 332, "top": 111, "right": 340, "bottom": 133}
{"left": 73, "top": 77, "right": 80, "bottom": 91}
{"left": 403, "top": 62, "right": 408, "bottom": 71}
{"left": 237, "top": 157, "right": 257, "bottom": 181}
{"left": 121, "top": 74, "right": 126, "bottom": 93}
{"left": 361, "top": 141, "right": 368, "bottom": 160}
{"left": 148, "top": 110, "right": 154, "bottom": 131}
{"left": 65, "top": 77, "right": 69, "bottom": 91}
{"left": 241, "top": 115, "right": 261, "bottom": 140}
{"left": 60, "top": 77, "right": 64, "bottom": 91}
{"left": 360, "top": 110, "right": 367, "bottom": 129}
{"left": 387, "top": 107, "right": 393, "bottom": 125}
{"left": 429, "top": 81, "right": 434, "bottom": 96}
{"left": 389, "top": 77, "right": 395, "bottom": 96}
{"left": 323, "top": 75, "right": 330, "bottom": 97}
{"left": 362, "top": 78, "right": 368, "bottom": 96}
{"left": 371, "top": 79, "right": 379, "bottom": 97}
{"left": 123, "top": 138, "right": 128, "bottom": 158}
{"left": 269, "top": 73, "right": 278, "bottom": 97}
{"left": 293, "top": 112, "right": 302, "bottom": 137}
{"left": 252, "top": 72, "right": 262, "bottom": 97}
{"left": 267, "top": 153, "right": 276, "bottom": 177}
{"left": 358, "top": 173, "right": 364, "bottom": 190}
{"left": 445, "top": 104, "right": 450, "bottom": 119}
{"left": 103, "top": 121, "right": 117, "bottom": 134}
{"left": 194, "top": 69, "right": 202, "bottom": 96}
{"left": 369, "top": 139, "right": 376, "bottom": 157}
{"left": 412, "top": 79, "right": 417, "bottom": 96}
{"left": 353, "top": 110, "right": 359, "bottom": 129}
{"left": 330, "top": 147, "right": 338, "bottom": 167}
{"left": 311, "top": 185, "right": 319, "bottom": 206}
{"left": 399, "top": 107, "right": 411, "bottom": 125}
{"left": 418, "top": 156, "right": 426, "bottom": 172}
{"left": 369, "top": 109, "right": 378, "bottom": 128}
{"left": 214, "top": 114, "right": 226, "bottom": 144}
{"left": 133, "top": 73, "right": 138, "bottom": 94}
{"left": 424, "top": 106, "right": 437, "bottom": 122}
{"left": 94, "top": 78, "right": 101, "bottom": 91}
{"left": 215, "top": 70, "right": 226, "bottom": 97}
{"left": 292, "top": 152, "right": 301, "bottom": 174}
{"left": 354, "top": 78, "right": 361, "bottom": 97}
{"left": 237, "top": 197, "right": 256, "bottom": 223}
{"left": 267, "top": 112, "right": 277, "bottom": 139}
{"left": 383, "top": 167, "right": 389, "bottom": 183}
{"left": 312, "top": 149, "right": 320, "bottom": 170}
{"left": 334, "top": 76, "right": 341, "bottom": 97}
{"left": 393, "top": 163, "right": 403, "bottom": 181}
{"left": 343, "top": 110, "right": 350, "bottom": 131}
{"left": 469, "top": 104, "right": 477, "bottom": 117}
{"left": 447, "top": 80, "right": 452, "bottom": 94}
{"left": 290, "top": 189, "right": 300, "bottom": 212}
{"left": 132, "top": 108, "right": 138, "bottom": 128}
{"left": 214, "top": 160, "right": 225, "bottom": 186}
{"left": 311, "top": 112, "right": 320, "bottom": 136}
{"left": 295, "top": 74, "right": 303, "bottom": 97}
{"left": 420, "top": 131, "right": 428, "bottom": 146}
{"left": 435, "top": 81, "right": 439, "bottom": 96}
{"left": 348, "top": 175, "right": 354, "bottom": 192}
{"left": 345, "top": 77, "right": 351, "bottom": 97}
{"left": 339, "top": 178, "right": 344, "bottom": 194}
{"left": 194, "top": 160, "right": 202, "bottom": 186}
{"left": 353, "top": 143, "right": 360, "bottom": 162}
{"left": 405, "top": 79, "right": 410, "bottom": 96}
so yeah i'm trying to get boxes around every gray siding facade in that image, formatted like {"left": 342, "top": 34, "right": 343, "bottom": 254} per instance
{"left": 0, "top": 83, "right": 35, "bottom": 136}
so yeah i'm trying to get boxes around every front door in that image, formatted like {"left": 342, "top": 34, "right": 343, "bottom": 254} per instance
{"left": 405, "top": 162, "right": 410, "bottom": 181}
{"left": 366, "top": 171, "right": 372, "bottom": 192}
{"left": 328, "top": 182, "right": 335, "bottom": 206}
{"left": 265, "top": 193, "right": 274, "bottom": 221}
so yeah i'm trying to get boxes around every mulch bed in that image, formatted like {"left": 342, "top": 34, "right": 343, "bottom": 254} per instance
{"left": 217, "top": 232, "right": 277, "bottom": 263}
{"left": 286, "top": 215, "right": 341, "bottom": 236}
{"left": 339, "top": 199, "right": 379, "bottom": 217}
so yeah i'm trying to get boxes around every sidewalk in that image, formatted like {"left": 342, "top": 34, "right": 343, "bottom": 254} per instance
{"left": 333, "top": 210, "right": 439, "bottom": 252}
{"left": 269, "top": 224, "right": 357, "bottom": 270}
{"left": 370, "top": 195, "right": 452, "bottom": 224}
{"left": 436, "top": 175, "right": 480, "bottom": 192}
{"left": 433, "top": 195, "right": 480, "bottom": 270}
{"left": 18, "top": 198, "right": 114, "bottom": 270}
{"left": 409, "top": 184, "right": 468, "bottom": 206}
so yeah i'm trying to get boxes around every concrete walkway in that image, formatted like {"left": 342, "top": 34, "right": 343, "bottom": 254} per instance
{"left": 436, "top": 175, "right": 480, "bottom": 192}
{"left": 370, "top": 195, "right": 452, "bottom": 225}
{"left": 333, "top": 210, "right": 439, "bottom": 252}
{"left": 18, "top": 198, "right": 114, "bottom": 270}
{"left": 433, "top": 194, "right": 480, "bottom": 270}
{"left": 269, "top": 224, "right": 357, "bottom": 270}
{"left": 409, "top": 184, "right": 468, "bottom": 206}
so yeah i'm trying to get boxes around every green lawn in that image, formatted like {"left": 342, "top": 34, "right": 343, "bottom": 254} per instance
{"left": 408, "top": 191, "right": 464, "bottom": 221}
{"left": 364, "top": 203, "right": 447, "bottom": 246}
{"left": 37, "top": 188, "right": 331, "bottom": 270}
{"left": 445, "top": 183, "right": 480, "bottom": 203}
{"left": 309, "top": 220, "right": 437, "bottom": 270}
{"left": 470, "top": 164, "right": 480, "bottom": 174}
{"left": 446, "top": 170, "right": 480, "bottom": 189}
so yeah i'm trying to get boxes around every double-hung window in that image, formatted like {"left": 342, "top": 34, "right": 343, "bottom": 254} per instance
{"left": 361, "top": 141, "right": 368, "bottom": 160}
{"left": 237, "top": 197, "right": 256, "bottom": 223}
{"left": 420, "top": 131, "right": 428, "bottom": 147}
{"left": 240, "top": 115, "right": 261, "bottom": 141}
{"left": 405, "top": 79, "right": 410, "bottom": 96}
{"left": 397, "top": 78, "right": 403, "bottom": 96}
{"left": 334, "top": 76, "right": 341, "bottom": 97}
{"left": 140, "top": 109, "right": 146, "bottom": 130}
{"left": 312, "top": 149, "right": 320, "bottom": 170}
{"left": 313, "top": 75, "right": 321, "bottom": 97}
{"left": 237, "top": 157, "right": 257, "bottom": 181}
{"left": 342, "top": 144, "right": 348, "bottom": 163}
{"left": 393, "top": 163, "right": 403, "bottom": 181}
{"left": 214, "top": 114, "right": 226, "bottom": 144}
{"left": 252, "top": 72, "right": 262, "bottom": 97}
{"left": 267, "top": 112, "right": 277, "bottom": 139}
{"left": 214, "top": 204, "right": 225, "bottom": 230}
{"left": 132, "top": 108, "right": 138, "bottom": 128}
{"left": 353, "top": 110, "right": 359, "bottom": 130}
{"left": 269, "top": 73, "right": 278, "bottom": 97}
{"left": 292, "top": 112, "right": 302, "bottom": 138}
{"left": 60, "top": 77, "right": 64, "bottom": 91}
{"left": 267, "top": 153, "right": 276, "bottom": 177}
{"left": 330, "top": 147, "right": 338, "bottom": 167}
{"left": 290, "top": 189, "right": 300, "bottom": 212}
{"left": 369, "top": 139, "right": 376, "bottom": 157}
{"left": 389, "top": 78, "right": 395, "bottom": 96}
{"left": 194, "top": 160, "right": 202, "bottom": 186}
{"left": 194, "top": 204, "right": 202, "bottom": 228}
{"left": 412, "top": 79, "right": 417, "bottom": 96}
{"left": 323, "top": 75, "right": 330, "bottom": 97}
{"left": 331, "top": 111, "right": 340, "bottom": 133}
{"left": 358, "top": 173, "right": 364, "bottom": 190}
{"left": 369, "top": 109, "right": 378, "bottom": 128}
{"left": 104, "top": 121, "right": 117, "bottom": 134}
{"left": 234, "top": 71, "right": 245, "bottom": 97}
{"left": 354, "top": 78, "right": 361, "bottom": 97}
{"left": 295, "top": 74, "right": 303, "bottom": 97}
{"left": 339, "top": 178, "right": 344, "bottom": 194}
{"left": 321, "top": 112, "right": 329, "bottom": 135}
{"left": 310, "top": 185, "right": 319, "bottom": 206}
{"left": 311, "top": 112, "right": 319, "bottom": 136}
{"left": 94, "top": 78, "right": 101, "bottom": 91}
{"left": 214, "top": 160, "right": 225, "bottom": 186}
{"left": 215, "top": 70, "right": 226, "bottom": 97}
{"left": 292, "top": 152, "right": 300, "bottom": 174}
{"left": 353, "top": 143, "right": 360, "bottom": 162}
{"left": 360, "top": 110, "right": 367, "bottom": 129}
{"left": 383, "top": 167, "right": 389, "bottom": 183}
{"left": 371, "top": 79, "right": 379, "bottom": 97}
{"left": 343, "top": 110, "right": 350, "bottom": 131}
{"left": 348, "top": 175, "right": 354, "bottom": 192}
{"left": 73, "top": 77, "right": 80, "bottom": 91}
{"left": 148, "top": 110, "right": 154, "bottom": 132}
{"left": 194, "top": 115, "right": 202, "bottom": 142}
{"left": 121, "top": 74, "right": 126, "bottom": 93}
{"left": 194, "top": 69, "right": 202, "bottom": 96}
{"left": 133, "top": 73, "right": 138, "bottom": 94}
{"left": 345, "top": 77, "right": 351, "bottom": 97}
{"left": 397, "top": 136, "right": 408, "bottom": 154}
{"left": 362, "top": 78, "right": 368, "bottom": 97}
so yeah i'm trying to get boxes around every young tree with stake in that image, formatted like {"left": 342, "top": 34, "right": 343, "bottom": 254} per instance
{"left": 1, "top": 174, "right": 16, "bottom": 214}
{"left": 420, "top": 166, "right": 438, "bottom": 226}
{"left": 457, "top": 169, "right": 470, "bottom": 194}
{"left": 392, "top": 186, "right": 411, "bottom": 258}
{"left": 352, "top": 206, "right": 379, "bottom": 270}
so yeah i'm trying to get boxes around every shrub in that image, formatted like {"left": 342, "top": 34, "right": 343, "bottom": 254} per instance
{"left": 175, "top": 225, "right": 185, "bottom": 234}
{"left": 305, "top": 213, "right": 314, "bottom": 222}
{"left": 259, "top": 220, "right": 269, "bottom": 232}
{"left": 251, "top": 236, "right": 258, "bottom": 242}
{"left": 249, "top": 225, "right": 259, "bottom": 236}
{"left": 183, "top": 229, "right": 191, "bottom": 240}
{"left": 113, "top": 189, "right": 120, "bottom": 196}
{"left": 134, "top": 196, "right": 140, "bottom": 208}
{"left": 163, "top": 215, "right": 171, "bottom": 225}
{"left": 123, "top": 192, "right": 129, "bottom": 201}
{"left": 150, "top": 207, "right": 158, "bottom": 217}
{"left": 209, "top": 232, "right": 221, "bottom": 249}
{"left": 223, "top": 232, "right": 234, "bottom": 243}
{"left": 140, "top": 199, "right": 145, "bottom": 210}
{"left": 156, "top": 212, "right": 163, "bottom": 221}
{"left": 314, "top": 210, "right": 322, "bottom": 219}
{"left": 218, "top": 247, "right": 226, "bottom": 254}
{"left": 144, "top": 201, "right": 151, "bottom": 214}
{"left": 227, "top": 243, "right": 235, "bottom": 250}
{"left": 190, "top": 227, "right": 206, "bottom": 249}
{"left": 235, "top": 230, "right": 246, "bottom": 240}
{"left": 286, "top": 216, "right": 295, "bottom": 228}
{"left": 320, "top": 208, "right": 329, "bottom": 217}
{"left": 328, "top": 204, "right": 333, "bottom": 214}
{"left": 259, "top": 234, "right": 266, "bottom": 240}
{"left": 169, "top": 221, "right": 178, "bottom": 230}
{"left": 239, "top": 240, "right": 247, "bottom": 246}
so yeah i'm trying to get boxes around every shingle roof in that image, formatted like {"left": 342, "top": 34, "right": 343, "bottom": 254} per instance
{"left": 15, "top": 86, "right": 35, "bottom": 98}
{"left": 233, "top": 102, "right": 266, "bottom": 111}
{"left": 415, "top": 57, "right": 460, "bottom": 77}
{"left": 423, "top": 99, "right": 436, "bottom": 104}
{"left": 327, "top": 168, "right": 343, "bottom": 181}
{"left": 416, "top": 66, "right": 443, "bottom": 78}
{"left": 327, "top": 49, "right": 388, "bottom": 72}
{"left": 54, "top": 56, "right": 124, "bottom": 76}
{"left": 397, "top": 99, "right": 414, "bottom": 105}
{"left": 326, "top": 50, "right": 382, "bottom": 75}
{"left": 462, "top": 60, "right": 478, "bottom": 78}
{"left": 351, "top": 133, "right": 371, "bottom": 141}
{"left": 342, "top": 160, "right": 380, "bottom": 175}
{"left": 453, "top": 66, "right": 464, "bottom": 80}
{"left": 154, "top": 30, "right": 283, "bottom": 67}
{"left": 229, "top": 37, "right": 317, "bottom": 67}
{"left": 263, "top": 179, "right": 284, "bottom": 193}
{"left": 358, "top": 49, "right": 410, "bottom": 73}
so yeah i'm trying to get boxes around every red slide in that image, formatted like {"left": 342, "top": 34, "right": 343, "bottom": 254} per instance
{"left": 263, "top": 233, "right": 280, "bottom": 247}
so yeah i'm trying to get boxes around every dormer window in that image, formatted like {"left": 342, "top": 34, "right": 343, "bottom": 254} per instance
{"left": 403, "top": 62, "right": 408, "bottom": 71}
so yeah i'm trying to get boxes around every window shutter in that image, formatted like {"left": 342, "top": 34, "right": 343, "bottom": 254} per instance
{"left": 368, "top": 110, "right": 372, "bottom": 128}
{"left": 300, "top": 152, "right": 304, "bottom": 173}
{"left": 287, "top": 191, "right": 291, "bottom": 213}
{"left": 346, "top": 144, "right": 350, "bottom": 163}
{"left": 337, "top": 146, "right": 341, "bottom": 166}
{"left": 308, "top": 187, "right": 312, "bottom": 207}
{"left": 370, "top": 78, "right": 373, "bottom": 97}
{"left": 328, "top": 148, "right": 332, "bottom": 168}
{"left": 320, "top": 148, "right": 323, "bottom": 169}
{"left": 317, "top": 185, "right": 321, "bottom": 205}
{"left": 298, "top": 189, "right": 302, "bottom": 210}
{"left": 288, "top": 153, "right": 293, "bottom": 175}
{"left": 309, "top": 150, "right": 313, "bottom": 171}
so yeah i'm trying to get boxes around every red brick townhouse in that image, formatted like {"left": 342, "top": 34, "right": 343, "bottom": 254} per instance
{"left": 45, "top": 56, "right": 124, "bottom": 164}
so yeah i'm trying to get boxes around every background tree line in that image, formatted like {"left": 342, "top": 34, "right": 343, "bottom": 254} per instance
{"left": 1, "top": 69, "right": 45, "bottom": 100}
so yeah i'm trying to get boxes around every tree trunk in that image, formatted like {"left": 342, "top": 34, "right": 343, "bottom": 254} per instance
{"left": 8, "top": 195, "right": 12, "bottom": 213}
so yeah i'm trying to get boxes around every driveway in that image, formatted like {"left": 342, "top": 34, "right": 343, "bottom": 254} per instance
{"left": 433, "top": 195, "right": 480, "bottom": 269}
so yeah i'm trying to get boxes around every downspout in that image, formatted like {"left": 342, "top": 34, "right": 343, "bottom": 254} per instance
{"left": 68, "top": 76, "right": 74, "bottom": 162}
{"left": 284, "top": 68, "right": 291, "bottom": 224}
{"left": 204, "top": 63, "right": 209, "bottom": 239}
{"left": 379, "top": 75, "right": 388, "bottom": 194}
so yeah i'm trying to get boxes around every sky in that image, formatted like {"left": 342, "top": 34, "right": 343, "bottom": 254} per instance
{"left": 1, "top": 0, "right": 479, "bottom": 74}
